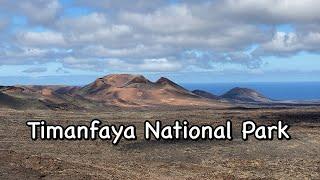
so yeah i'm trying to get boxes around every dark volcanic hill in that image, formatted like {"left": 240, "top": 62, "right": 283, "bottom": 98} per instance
{"left": 220, "top": 87, "right": 271, "bottom": 103}
{"left": 192, "top": 88, "right": 271, "bottom": 103}
{"left": 192, "top": 90, "right": 219, "bottom": 100}
{"left": 0, "top": 92, "right": 48, "bottom": 109}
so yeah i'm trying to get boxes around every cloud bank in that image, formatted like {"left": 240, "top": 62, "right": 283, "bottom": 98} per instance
{"left": 0, "top": 0, "right": 320, "bottom": 72}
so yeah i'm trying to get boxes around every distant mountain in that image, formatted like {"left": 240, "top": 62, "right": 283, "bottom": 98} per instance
{"left": 220, "top": 87, "right": 271, "bottom": 103}
{"left": 192, "top": 90, "right": 219, "bottom": 100}
{"left": 72, "top": 74, "right": 211, "bottom": 107}
{"left": 3, "top": 74, "right": 318, "bottom": 109}
{"left": 0, "top": 74, "right": 228, "bottom": 109}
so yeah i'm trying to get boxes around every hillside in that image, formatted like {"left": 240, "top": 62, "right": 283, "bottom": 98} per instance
{"left": 0, "top": 74, "right": 229, "bottom": 109}
{"left": 192, "top": 90, "right": 219, "bottom": 100}
{"left": 72, "top": 74, "right": 217, "bottom": 107}
{"left": 220, "top": 87, "right": 271, "bottom": 103}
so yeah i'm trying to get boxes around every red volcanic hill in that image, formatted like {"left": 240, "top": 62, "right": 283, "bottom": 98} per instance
{"left": 0, "top": 74, "right": 229, "bottom": 110}
{"left": 73, "top": 74, "right": 217, "bottom": 107}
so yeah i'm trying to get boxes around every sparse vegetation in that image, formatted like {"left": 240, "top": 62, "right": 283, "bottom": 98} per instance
{"left": 0, "top": 107, "right": 319, "bottom": 179}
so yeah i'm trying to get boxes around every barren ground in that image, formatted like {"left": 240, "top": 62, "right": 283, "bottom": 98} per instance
{"left": 0, "top": 107, "right": 320, "bottom": 179}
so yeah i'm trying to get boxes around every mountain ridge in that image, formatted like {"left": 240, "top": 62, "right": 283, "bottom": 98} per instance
{"left": 1, "top": 74, "right": 292, "bottom": 110}
{"left": 0, "top": 74, "right": 230, "bottom": 109}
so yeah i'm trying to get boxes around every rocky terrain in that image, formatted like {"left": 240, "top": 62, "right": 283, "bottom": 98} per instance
{"left": 1, "top": 74, "right": 320, "bottom": 179}
{"left": 0, "top": 107, "right": 319, "bottom": 179}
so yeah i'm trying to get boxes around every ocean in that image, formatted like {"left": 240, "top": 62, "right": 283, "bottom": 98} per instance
{"left": 182, "top": 82, "right": 320, "bottom": 101}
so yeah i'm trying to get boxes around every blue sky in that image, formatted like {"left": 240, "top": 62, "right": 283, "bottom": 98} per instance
{"left": 0, "top": 0, "right": 320, "bottom": 85}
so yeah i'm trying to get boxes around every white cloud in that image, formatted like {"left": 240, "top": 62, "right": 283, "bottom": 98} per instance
{"left": 223, "top": 0, "right": 320, "bottom": 23}
{"left": 75, "top": 0, "right": 166, "bottom": 12}
{"left": 79, "top": 44, "right": 177, "bottom": 59}
{"left": 121, "top": 5, "right": 207, "bottom": 33}
{"left": 66, "top": 24, "right": 132, "bottom": 44}
{"left": 60, "top": 56, "right": 105, "bottom": 71}
{"left": 19, "top": 0, "right": 61, "bottom": 24}
{"left": 17, "top": 31, "right": 66, "bottom": 47}
{"left": 139, "top": 58, "right": 183, "bottom": 72}
{"left": 56, "top": 13, "right": 108, "bottom": 32}
{"left": 254, "top": 31, "right": 320, "bottom": 57}
{"left": 1, "top": 0, "right": 320, "bottom": 73}
{"left": 60, "top": 57, "right": 183, "bottom": 72}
